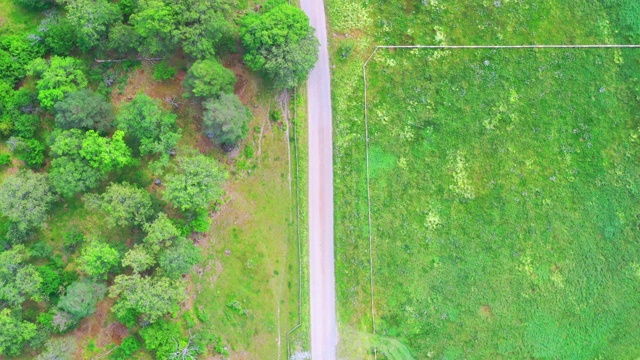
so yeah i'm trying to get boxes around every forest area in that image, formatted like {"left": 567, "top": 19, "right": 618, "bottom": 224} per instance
{"left": 0, "top": 0, "right": 318, "bottom": 358}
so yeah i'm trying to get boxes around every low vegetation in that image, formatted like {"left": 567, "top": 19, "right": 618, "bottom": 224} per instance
{"left": 329, "top": 0, "right": 640, "bottom": 358}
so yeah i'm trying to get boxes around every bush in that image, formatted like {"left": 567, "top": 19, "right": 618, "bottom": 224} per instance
{"left": 12, "top": 138, "right": 45, "bottom": 168}
{"left": 115, "top": 308, "right": 140, "bottom": 328}
{"left": 139, "top": 320, "right": 183, "bottom": 360}
{"left": 12, "top": 114, "right": 39, "bottom": 138}
{"left": 109, "top": 336, "right": 140, "bottom": 360}
{"left": 31, "top": 241, "right": 53, "bottom": 258}
{"left": 63, "top": 228, "right": 84, "bottom": 252}
{"left": 0, "top": 154, "right": 11, "bottom": 166}
{"left": 153, "top": 62, "right": 177, "bottom": 81}
{"left": 37, "top": 265, "right": 60, "bottom": 296}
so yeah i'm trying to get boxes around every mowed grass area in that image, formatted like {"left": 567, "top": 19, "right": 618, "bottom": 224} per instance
{"left": 329, "top": 0, "right": 640, "bottom": 358}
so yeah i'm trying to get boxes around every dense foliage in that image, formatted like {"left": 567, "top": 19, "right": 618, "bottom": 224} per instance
{"left": 240, "top": 3, "right": 319, "bottom": 89}
{"left": 0, "top": 0, "right": 314, "bottom": 355}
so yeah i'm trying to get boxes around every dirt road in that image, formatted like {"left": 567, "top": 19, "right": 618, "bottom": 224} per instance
{"left": 299, "top": 0, "right": 338, "bottom": 358}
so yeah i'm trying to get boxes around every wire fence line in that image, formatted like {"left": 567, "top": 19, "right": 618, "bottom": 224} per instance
{"left": 361, "top": 43, "right": 640, "bottom": 358}
{"left": 286, "top": 88, "right": 304, "bottom": 360}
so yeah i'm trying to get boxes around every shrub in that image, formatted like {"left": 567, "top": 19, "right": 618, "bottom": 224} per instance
{"left": 153, "top": 62, "right": 177, "bottom": 81}
{"left": 182, "top": 59, "right": 235, "bottom": 98}
{"left": 0, "top": 154, "right": 11, "bottom": 166}
{"left": 109, "top": 336, "right": 140, "bottom": 360}
{"left": 37, "top": 265, "right": 60, "bottom": 296}
{"left": 139, "top": 320, "right": 182, "bottom": 360}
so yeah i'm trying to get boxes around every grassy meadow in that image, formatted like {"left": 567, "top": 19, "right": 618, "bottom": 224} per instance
{"left": 329, "top": 0, "right": 640, "bottom": 358}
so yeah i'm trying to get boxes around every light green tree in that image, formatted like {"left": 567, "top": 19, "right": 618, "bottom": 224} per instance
{"left": 0, "top": 309, "right": 37, "bottom": 357}
{"left": 158, "top": 237, "right": 201, "bottom": 279}
{"left": 182, "top": 59, "right": 236, "bottom": 98}
{"left": 110, "top": 274, "right": 186, "bottom": 323}
{"left": 164, "top": 154, "right": 227, "bottom": 212}
{"left": 28, "top": 56, "right": 87, "bottom": 109}
{"left": 122, "top": 245, "right": 156, "bottom": 273}
{"left": 85, "top": 182, "right": 154, "bottom": 228}
{"left": 78, "top": 242, "right": 120, "bottom": 279}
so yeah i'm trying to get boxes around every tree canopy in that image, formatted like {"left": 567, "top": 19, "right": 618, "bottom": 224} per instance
{"left": 0, "top": 171, "right": 54, "bottom": 231}
{"left": 158, "top": 237, "right": 201, "bottom": 279}
{"left": 203, "top": 93, "right": 252, "bottom": 146}
{"left": 164, "top": 154, "right": 227, "bottom": 212}
{"left": 183, "top": 59, "right": 236, "bottom": 98}
{"left": 28, "top": 56, "right": 88, "bottom": 109}
{"left": 0, "top": 308, "right": 37, "bottom": 357}
{"left": 54, "top": 89, "right": 114, "bottom": 132}
{"left": 239, "top": 4, "right": 319, "bottom": 89}
{"left": 78, "top": 241, "right": 120, "bottom": 279}
{"left": 110, "top": 274, "right": 186, "bottom": 323}
{"left": 85, "top": 182, "right": 154, "bottom": 228}
{"left": 62, "top": 0, "right": 121, "bottom": 51}
{"left": 0, "top": 245, "right": 43, "bottom": 306}
{"left": 115, "top": 94, "right": 181, "bottom": 156}
{"left": 48, "top": 129, "right": 131, "bottom": 198}
{"left": 58, "top": 280, "right": 107, "bottom": 318}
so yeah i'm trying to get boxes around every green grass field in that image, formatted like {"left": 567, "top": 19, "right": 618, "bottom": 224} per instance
{"left": 330, "top": 0, "right": 640, "bottom": 358}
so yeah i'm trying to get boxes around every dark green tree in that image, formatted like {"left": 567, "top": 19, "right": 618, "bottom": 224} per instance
{"left": 182, "top": 59, "right": 236, "bottom": 98}
{"left": 84, "top": 182, "right": 154, "bottom": 228}
{"left": 61, "top": 0, "right": 121, "bottom": 51}
{"left": 164, "top": 154, "right": 227, "bottom": 212}
{"left": 40, "top": 15, "right": 77, "bottom": 56}
{"left": 115, "top": 94, "right": 181, "bottom": 156}
{"left": 0, "top": 35, "right": 45, "bottom": 86}
{"left": 13, "top": 0, "right": 53, "bottom": 9}
{"left": 0, "top": 171, "right": 54, "bottom": 231}
{"left": 239, "top": 4, "right": 319, "bottom": 89}
{"left": 28, "top": 56, "right": 88, "bottom": 109}
{"left": 78, "top": 242, "right": 120, "bottom": 279}
{"left": 0, "top": 309, "right": 37, "bottom": 357}
{"left": 202, "top": 93, "right": 252, "bottom": 146}
{"left": 110, "top": 274, "right": 186, "bottom": 323}
{"left": 107, "top": 23, "right": 142, "bottom": 55}
{"left": 54, "top": 89, "right": 114, "bottom": 132}
{"left": 58, "top": 280, "right": 107, "bottom": 318}
{"left": 158, "top": 237, "right": 201, "bottom": 279}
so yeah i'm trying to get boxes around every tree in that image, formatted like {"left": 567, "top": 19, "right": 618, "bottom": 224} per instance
{"left": 0, "top": 245, "right": 43, "bottom": 306}
{"left": 36, "top": 337, "right": 76, "bottom": 360}
{"left": 143, "top": 213, "right": 180, "bottom": 253}
{"left": 48, "top": 129, "right": 131, "bottom": 198}
{"left": 54, "top": 89, "right": 114, "bottom": 132}
{"left": 79, "top": 242, "right": 120, "bottom": 279}
{"left": 139, "top": 320, "right": 183, "bottom": 359}
{"left": 0, "top": 171, "right": 54, "bottom": 231}
{"left": 13, "top": 0, "right": 53, "bottom": 9}
{"left": 80, "top": 130, "right": 132, "bottom": 172}
{"left": 61, "top": 0, "right": 121, "bottom": 51}
{"left": 116, "top": 94, "right": 181, "bottom": 156}
{"left": 130, "top": 0, "right": 176, "bottom": 56}
{"left": 40, "top": 15, "right": 77, "bottom": 56}
{"left": 158, "top": 237, "right": 201, "bottom": 279}
{"left": 122, "top": 245, "right": 155, "bottom": 273}
{"left": 107, "top": 23, "right": 142, "bottom": 55}
{"left": 170, "top": 0, "right": 234, "bottom": 59}
{"left": 110, "top": 274, "right": 186, "bottom": 323}
{"left": 164, "top": 154, "right": 227, "bottom": 212}
{"left": 0, "top": 308, "right": 37, "bottom": 357}
{"left": 202, "top": 94, "right": 252, "bottom": 146}
{"left": 0, "top": 35, "right": 45, "bottom": 86}
{"left": 182, "top": 59, "right": 236, "bottom": 98}
{"left": 239, "top": 4, "right": 319, "bottom": 89}
{"left": 85, "top": 182, "right": 154, "bottom": 228}
{"left": 58, "top": 280, "right": 107, "bottom": 318}
{"left": 28, "top": 56, "right": 88, "bottom": 109}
